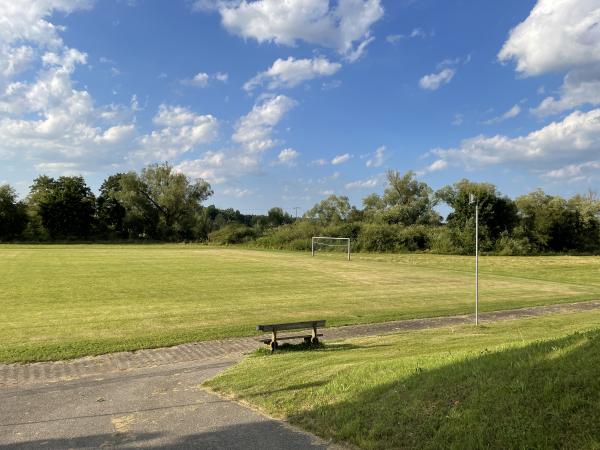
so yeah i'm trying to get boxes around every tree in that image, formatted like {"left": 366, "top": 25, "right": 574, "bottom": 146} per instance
{"left": 0, "top": 185, "right": 28, "bottom": 240}
{"left": 516, "top": 190, "right": 600, "bottom": 252}
{"left": 304, "top": 195, "right": 352, "bottom": 224}
{"left": 363, "top": 170, "right": 440, "bottom": 225}
{"left": 97, "top": 174, "right": 127, "bottom": 238}
{"left": 115, "top": 163, "right": 213, "bottom": 239}
{"left": 267, "top": 207, "right": 292, "bottom": 227}
{"left": 437, "top": 179, "right": 518, "bottom": 251}
{"left": 27, "top": 176, "right": 96, "bottom": 239}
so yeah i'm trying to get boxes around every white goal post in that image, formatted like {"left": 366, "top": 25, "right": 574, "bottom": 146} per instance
{"left": 311, "top": 236, "right": 351, "bottom": 261}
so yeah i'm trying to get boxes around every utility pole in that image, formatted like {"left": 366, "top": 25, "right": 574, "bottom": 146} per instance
{"left": 470, "top": 193, "right": 479, "bottom": 325}
{"left": 293, "top": 207, "right": 300, "bottom": 219}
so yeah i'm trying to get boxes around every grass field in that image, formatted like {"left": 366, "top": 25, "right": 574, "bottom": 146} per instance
{"left": 205, "top": 310, "right": 600, "bottom": 449}
{"left": 1, "top": 244, "right": 600, "bottom": 363}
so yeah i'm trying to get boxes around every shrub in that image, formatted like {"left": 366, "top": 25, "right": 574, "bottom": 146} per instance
{"left": 208, "top": 223, "right": 258, "bottom": 244}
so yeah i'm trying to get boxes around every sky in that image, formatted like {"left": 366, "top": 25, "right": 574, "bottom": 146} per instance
{"left": 1, "top": 0, "right": 599, "bottom": 215}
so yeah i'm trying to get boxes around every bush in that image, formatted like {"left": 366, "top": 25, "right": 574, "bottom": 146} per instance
{"left": 208, "top": 223, "right": 258, "bottom": 244}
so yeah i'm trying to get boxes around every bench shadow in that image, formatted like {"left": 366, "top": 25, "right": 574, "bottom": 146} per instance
{"left": 254, "top": 342, "right": 363, "bottom": 355}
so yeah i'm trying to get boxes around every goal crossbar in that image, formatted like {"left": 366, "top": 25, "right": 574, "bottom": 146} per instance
{"left": 311, "top": 236, "right": 351, "bottom": 261}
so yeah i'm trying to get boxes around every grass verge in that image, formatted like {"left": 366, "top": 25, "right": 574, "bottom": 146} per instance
{"left": 205, "top": 310, "right": 600, "bottom": 449}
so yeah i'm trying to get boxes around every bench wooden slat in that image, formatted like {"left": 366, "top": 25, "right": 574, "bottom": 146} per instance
{"left": 256, "top": 320, "right": 326, "bottom": 332}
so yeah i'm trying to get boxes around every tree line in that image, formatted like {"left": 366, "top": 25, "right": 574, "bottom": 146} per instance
{"left": 1, "top": 162, "right": 599, "bottom": 255}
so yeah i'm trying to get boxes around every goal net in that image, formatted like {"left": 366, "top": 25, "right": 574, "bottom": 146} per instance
{"left": 311, "top": 236, "right": 351, "bottom": 261}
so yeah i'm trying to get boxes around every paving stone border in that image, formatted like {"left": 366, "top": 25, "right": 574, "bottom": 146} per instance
{"left": 2, "top": 299, "right": 599, "bottom": 387}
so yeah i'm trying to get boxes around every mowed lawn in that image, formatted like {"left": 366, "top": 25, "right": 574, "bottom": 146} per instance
{"left": 1, "top": 244, "right": 599, "bottom": 363}
{"left": 206, "top": 310, "right": 600, "bottom": 449}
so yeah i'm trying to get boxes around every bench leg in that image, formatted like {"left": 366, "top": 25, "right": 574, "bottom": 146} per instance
{"left": 311, "top": 325, "right": 319, "bottom": 345}
{"left": 270, "top": 330, "right": 278, "bottom": 352}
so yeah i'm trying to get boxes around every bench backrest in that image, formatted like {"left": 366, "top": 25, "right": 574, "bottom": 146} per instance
{"left": 257, "top": 320, "right": 326, "bottom": 332}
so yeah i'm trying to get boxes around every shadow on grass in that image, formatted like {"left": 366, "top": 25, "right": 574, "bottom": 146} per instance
{"left": 287, "top": 329, "right": 600, "bottom": 450}
{"left": 252, "top": 342, "right": 364, "bottom": 356}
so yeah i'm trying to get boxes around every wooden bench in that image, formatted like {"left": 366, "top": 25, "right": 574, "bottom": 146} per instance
{"left": 257, "top": 320, "right": 326, "bottom": 352}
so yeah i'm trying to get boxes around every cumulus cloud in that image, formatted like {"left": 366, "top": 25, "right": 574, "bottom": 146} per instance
{"left": 429, "top": 109, "right": 600, "bottom": 175}
{"left": 419, "top": 68, "right": 455, "bottom": 91}
{"left": 244, "top": 56, "right": 341, "bottom": 91}
{"left": 366, "top": 145, "right": 386, "bottom": 168}
{"left": 134, "top": 105, "right": 219, "bottom": 161}
{"left": 181, "top": 71, "right": 229, "bottom": 87}
{"left": 232, "top": 94, "right": 296, "bottom": 152}
{"left": 210, "top": 0, "right": 384, "bottom": 61}
{"left": 276, "top": 148, "right": 299, "bottom": 166}
{"left": 331, "top": 153, "right": 351, "bottom": 165}
{"left": 499, "top": 0, "right": 600, "bottom": 115}
{"left": 176, "top": 95, "right": 297, "bottom": 184}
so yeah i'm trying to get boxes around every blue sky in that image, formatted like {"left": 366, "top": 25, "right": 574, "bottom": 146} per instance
{"left": 1, "top": 0, "right": 599, "bottom": 214}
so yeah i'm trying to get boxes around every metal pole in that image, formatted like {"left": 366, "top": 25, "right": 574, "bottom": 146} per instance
{"left": 311, "top": 237, "right": 314, "bottom": 257}
{"left": 347, "top": 239, "right": 351, "bottom": 261}
{"left": 475, "top": 202, "right": 479, "bottom": 326}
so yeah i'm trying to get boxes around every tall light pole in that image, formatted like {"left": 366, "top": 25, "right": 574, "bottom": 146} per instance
{"left": 470, "top": 193, "right": 479, "bottom": 325}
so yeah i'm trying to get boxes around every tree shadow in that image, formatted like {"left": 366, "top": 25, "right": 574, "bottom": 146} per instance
{"left": 285, "top": 329, "right": 600, "bottom": 449}
{"left": 0, "top": 421, "right": 330, "bottom": 449}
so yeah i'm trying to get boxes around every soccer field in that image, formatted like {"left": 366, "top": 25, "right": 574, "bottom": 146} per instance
{"left": 1, "top": 244, "right": 599, "bottom": 363}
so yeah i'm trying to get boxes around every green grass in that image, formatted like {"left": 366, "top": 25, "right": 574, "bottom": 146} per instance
{"left": 205, "top": 310, "right": 600, "bottom": 450}
{"left": 1, "top": 244, "right": 600, "bottom": 363}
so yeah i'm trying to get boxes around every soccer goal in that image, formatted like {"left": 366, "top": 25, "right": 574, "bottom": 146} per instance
{"left": 311, "top": 236, "right": 351, "bottom": 261}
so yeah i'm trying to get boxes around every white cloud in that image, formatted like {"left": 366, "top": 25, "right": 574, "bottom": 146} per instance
{"left": 181, "top": 71, "right": 230, "bottom": 87}
{"left": 244, "top": 56, "right": 341, "bottom": 91}
{"left": 223, "top": 187, "right": 254, "bottom": 198}
{"left": 419, "top": 68, "right": 455, "bottom": 91}
{"left": 214, "top": 0, "right": 384, "bottom": 60}
{"left": 498, "top": 0, "right": 600, "bottom": 76}
{"left": 345, "top": 177, "right": 378, "bottom": 189}
{"left": 232, "top": 94, "right": 296, "bottom": 152}
{"left": 310, "top": 158, "right": 327, "bottom": 166}
{"left": 386, "top": 28, "right": 427, "bottom": 44}
{"left": 544, "top": 160, "right": 600, "bottom": 180}
{"left": 331, "top": 153, "right": 351, "bottom": 165}
{"left": 135, "top": 105, "right": 218, "bottom": 161}
{"left": 532, "top": 65, "right": 600, "bottom": 116}
{"left": 366, "top": 145, "right": 386, "bottom": 168}
{"left": 276, "top": 148, "right": 299, "bottom": 166}
{"left": 484, "top": 104, "right": 521, "bottom": 125}
{"left": 176, "top": 95, "right": 296, "bottom": 184}
{"left": 182, "top": 72, "right": 210, "bottom": 87}
{"left": 215, "top": 71, "right": 229, "bottom": 82}
{"left": 430, "top": 108, "right": 600, "bottom": 175}
{"left": 499, "top": 0, "right": 600, "bottom": 115}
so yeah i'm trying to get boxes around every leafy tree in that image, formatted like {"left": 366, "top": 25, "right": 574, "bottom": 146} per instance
{"left": 97, "top": 173, "right": 127, "bottom": 238}
{"left": 304, "top": 195, "right": 353, "bottom": 224}
{"left": 27, "top": 176, "right": 96, "bottom": 239}
{"left": 0, "top": 185, "right": 28, "bottom": 240}
{"left": 267, "top": 207, "right": 293, "bottom": 227}
{"left": 437, "top": 179, "right": 518, "bottom": 251}
{"left": 516, "top": 190, "right": 600, "bottom": 252}
{"left": 116, "top": 163, "right": 213, "bottom": 239}
{"left": 363, "top": 170, "right": 440, "bottom": 225}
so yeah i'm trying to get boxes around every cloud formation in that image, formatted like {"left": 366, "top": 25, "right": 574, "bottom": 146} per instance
{"left": 499, "top": 0, "right": 600, "bottom": 115}
{"left": 209, "top": 0, "right": 384, "bottom": 61}
{"left": 244, "top": 56, "right": 341, "bottom": 91}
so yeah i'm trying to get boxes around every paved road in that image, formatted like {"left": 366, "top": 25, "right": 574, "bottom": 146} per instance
{"left": 2, "top": 299, "right": 599, "bottom": 449}
{"left": 0, "top": 357, "right": 343, "bottom": 449}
